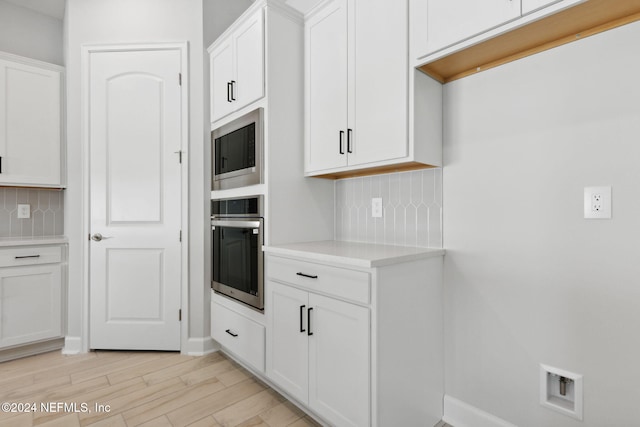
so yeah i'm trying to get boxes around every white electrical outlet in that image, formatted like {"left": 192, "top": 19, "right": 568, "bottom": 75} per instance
{"left": 371, "top": 198, "right": 383, "bottom": 218}
{"left": 17, "top": 204, "right": 31, "bottom": 219}
{"left": 584, "top": 186, "right": 611, "bottom": 219}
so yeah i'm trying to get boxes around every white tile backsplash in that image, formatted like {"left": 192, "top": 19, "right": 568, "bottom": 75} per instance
{"left": 0, "top": 188, "right": 64, "bottom": 238}
{"left": 335, "top": 168, "right": 443, "bottom": 248}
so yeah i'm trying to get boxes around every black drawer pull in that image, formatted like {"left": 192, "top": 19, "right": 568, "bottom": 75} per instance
{"left": 225, "top": 329, "right": 238, "bottom": 337}
{"left": 296, "top": 272, "right": 318, "bottom": 279}
{"left": 15, "top": 255, "right": 41, "bottom": 259}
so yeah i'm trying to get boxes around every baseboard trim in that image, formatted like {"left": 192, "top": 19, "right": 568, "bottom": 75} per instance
{"left": 443, "top": 395, "right": 517, "bottom": 427}
{"left": 184, "top": 336, "right": 218, "bottom": 355}
{"left": 0, "top": 338, "right": 64, "bottom": 362}
{"left": 62, "top": 336, "right": 84, "bottom": 355}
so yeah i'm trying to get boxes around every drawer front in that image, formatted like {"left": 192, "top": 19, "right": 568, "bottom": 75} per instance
{"left": 267, "top": 256, "right": 370, "bottom": 305}
{"left": 211, "top": 301, "right": 265, "bottom": 372}
{"left": 0, "top": 246, "right": 62, "bottom": 268}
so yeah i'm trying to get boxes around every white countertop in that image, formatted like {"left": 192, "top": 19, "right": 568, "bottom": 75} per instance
{"left": 263, "top": 240, "right": 444, "bottom": 268}
{"left": 0, "top": 236, "right": 68, "bottom": 247}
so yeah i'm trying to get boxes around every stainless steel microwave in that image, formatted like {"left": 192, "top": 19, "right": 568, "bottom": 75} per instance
{"left": 211, "top": 108, "right": 263, "bottom": 190}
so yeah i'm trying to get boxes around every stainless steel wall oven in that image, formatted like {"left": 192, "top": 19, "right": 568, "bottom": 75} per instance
{"left": 211, "top": 196, "right": 264, "bottom": 310}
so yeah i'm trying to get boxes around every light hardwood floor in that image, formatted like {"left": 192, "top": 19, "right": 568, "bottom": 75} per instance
{"left": 0, "top": 350, "right": 321, "bottom": 427}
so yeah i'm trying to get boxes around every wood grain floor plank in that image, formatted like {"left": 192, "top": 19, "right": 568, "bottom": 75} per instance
{"left": 141, "top": 353, "right": 224, "bottom": 386}
{"left": 165, "top": 379, "right": 266, "bottom": 427}
{"left": 0, "top": 412, "right": 32, "bottom": 427}
{"left": 179, "top": 358, "right": 236, "bottom": 386}
{"left": 38, "top": 413, "right": 81, "bottom": 427}
{"left": 69, "top": 352, "right": 167, "bottom": 385}
{"left": 122, "top": 377, "right": 227, "bottom": 426}
{"left": 236, "top": 415, "right": 269, "bottom": 427}
{"left": 105, "top": 353, "right": 191, "bottom": 385}
{"left": 212, "top": 389, "right": 284, "bottom": 427}
{"left": 82, "top": 414, "right": 127, "bottom": 427}
{"left": 79, "top": 377, "right": 186, "bottom": 426}
{"left": 259, "top": 401, "right": 305, "bottom": 427}
{"left": 185, "top": 416, "right": 221, "bottom": 427}
{"left": 135, "top": 414, "right": 174, "bottom": 427}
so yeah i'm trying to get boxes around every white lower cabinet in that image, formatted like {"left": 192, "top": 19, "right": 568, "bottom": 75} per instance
{"left": 211, "top": 300, "right": 265, "bottom": 372}
{"left": 0, "top": 245, "right": 64, "bottom": 349}
{"left": 268, "top": 281, "right": 369, "bottom": 426}
{"left": 265, "top": 250, "right": 444, "bottom": 427}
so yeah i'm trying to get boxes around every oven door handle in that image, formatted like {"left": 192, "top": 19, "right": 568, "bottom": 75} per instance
{"left": 211, "top": 219, "right": 262, "bottom": 229}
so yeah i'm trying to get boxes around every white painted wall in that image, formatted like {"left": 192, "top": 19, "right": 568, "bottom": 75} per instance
{"left": 204, "top": 0, "right": 253, "bottom": 46}
{"left": 0, "top": 0, "right": 63, "bottom": 65}
{"left": 443, "top": 21, "right": 640, "bottom": 426}
{"left": 64, "top": 0, "right": 208, "bottom": 353}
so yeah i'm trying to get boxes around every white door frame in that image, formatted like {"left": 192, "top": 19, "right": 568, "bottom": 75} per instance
{"left": 80, "top": 42, "right": 189, "bottom": 353}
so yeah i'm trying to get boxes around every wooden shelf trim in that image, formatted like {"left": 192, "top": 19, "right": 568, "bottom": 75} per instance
{"left": 309, "top": 161, "right": 436, "bottom": 180}
{"left": 419, "top": 0, "right": 640, "bottom": 83}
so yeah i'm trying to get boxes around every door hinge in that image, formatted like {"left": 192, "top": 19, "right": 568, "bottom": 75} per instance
{"left": 179, "top": 309, "right": 182, "bottom": 321}
{"left": 179, "top": 230, "right": 182, "bottom": 242}
{"left": 179, "top": 73, "right": 182, "bottom": 86}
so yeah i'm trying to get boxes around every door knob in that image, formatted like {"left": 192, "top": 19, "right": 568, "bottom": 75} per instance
{"left": 91, "top": 233, "right": 112, "bottom": 241}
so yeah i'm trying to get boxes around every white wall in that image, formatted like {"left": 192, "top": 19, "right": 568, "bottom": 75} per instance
{"left": 64, "top": 0, "right": 208, "bottom": 352}
{"left": 443, "top": 21, "right": 640, "bottom": 426}
{"left": 0, "top": 0, "right": 63, "bottom": 65}
{"left": 204, "top": 0, "right": 253, "bottom": 46}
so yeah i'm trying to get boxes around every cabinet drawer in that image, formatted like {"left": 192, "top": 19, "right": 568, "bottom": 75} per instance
{"left": 267, "top": 256, "right": 370, "bottom": 305}
{"left": 211, "top": 301, "right": 265, "bottom": 372}
{"left": 0, "top": 246, "right": 62, "bottom": 268}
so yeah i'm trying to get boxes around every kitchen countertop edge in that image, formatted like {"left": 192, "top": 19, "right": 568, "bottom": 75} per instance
{"left": 0, "top": 236, "right": 68, "bottom": 247}
{"left": 263, "top": 240, "right": 445, "bottom": 268}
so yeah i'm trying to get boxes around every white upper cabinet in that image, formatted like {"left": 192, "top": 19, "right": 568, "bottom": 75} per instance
{"left": 305, "top": 0, "right": 349, "bottom": 172}
{"left": 423, "top": 0, "right": 521, "bottom": 55}
{"left": 0, "top": 53, "right": 64, "bottom": 188}
{"left": 522, "top": 0, "right": 560, "bottom": 14}
{"left": 209, "top": 8, "right": 265, "bottom": 124}
{"left": 305, "top": 0, "right": 441, "bottom": 177}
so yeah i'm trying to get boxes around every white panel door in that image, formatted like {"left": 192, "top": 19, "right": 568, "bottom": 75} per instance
{"left": 0, "top": 264, "right": 62, "bottom": 348}
{"left": 425, "top": 0, "right": 521, "bottom": 54}
{"left": 210, "top": 40, "right": 235, "bottom": 123}
{"left": 233, "top": 7, "right": 264, "bottom": 111}
{"left": 308, "top": 293, "right": 370, "bottom": 427}
{"left": 266, "top": 281, "right": 309, "bottom": 404}
{"left": 0, "top": 58, "right": 61, "bottom": 186}
{"left": 349, "top": 0, "right": 409, "bottom": 166}
{"left": 305, "top": 0, "right": 349, "bottom": 173}
{"left": 89, "top": 47, "right": 183, "bottom": 351}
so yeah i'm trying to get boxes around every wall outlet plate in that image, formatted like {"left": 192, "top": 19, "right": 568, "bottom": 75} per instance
{"left": 584, "top": 186, "right": 611, "bottom": 219}
{"left": 371, "top": 198, "right": 383, "bottom": 218}
{"left": 17, "top": 204, "right": 31, "bottom": 219}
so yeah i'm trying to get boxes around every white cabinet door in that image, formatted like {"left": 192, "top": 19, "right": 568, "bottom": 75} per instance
{"left": 210, "top": 40, "right": 235, "bottom": 123}
{"left": 233, "top": 9, "right": 264, "bottom": 111}
{"left": 522, "top": 0, "right": 560, "bottom": 14}
{"left": 0, "top": 264, "right": 62, "bottom": 348}
{"left": 305, "top": 0, "right": 349, "bottom": 173}
{"left": 0, "top": 57, "right": 62, "bottom": 187}
{"left": 425, "top": 0, "right": 521, "bottom": 54}
{"left": 209, "top": 8, "right": 265, "bottom": 124}
{"left": 349, "top": 0, "right": 408, "bottom": 166}
{"left": 308, "top": 293, "right": 370, "bottom": 427}
{"left": 266, "top": 281, "right": 310, "bottom": 404}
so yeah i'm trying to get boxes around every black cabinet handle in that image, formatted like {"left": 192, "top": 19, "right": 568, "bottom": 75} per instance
{"left": 307, "top": 307, "right": 313, "bottom": 336}
{"left": 339, "top": 131, "right": 345, "bottom": 155}
{"left": 300, "top": 305, "right": 306, "bottom": 333}
{"left": 0, "top": 156, "right": 2, "bottom": 173}
{"left": 230, "top": 80, "right": 236, "bottom": 101}
{"left": 15, "top": 255, "right": 41, "bottom": 259}
{"left": 296, "top": 272, "right": 318, "bottom": 279}
{"left": 227, "top": 82, "right": 232, "bottom": 102}
{"left": 347, "top": 128, "right": 353, "bottom": 153}
{"left": 225, "top": 329, "right": 238, "bottom": 337}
